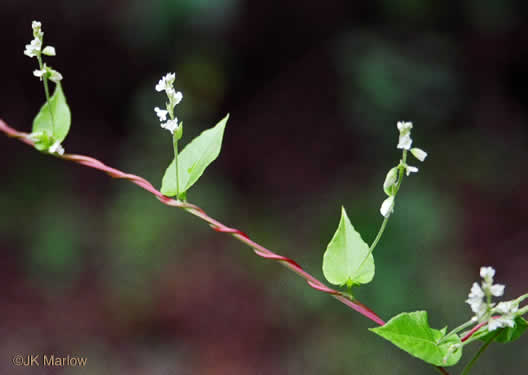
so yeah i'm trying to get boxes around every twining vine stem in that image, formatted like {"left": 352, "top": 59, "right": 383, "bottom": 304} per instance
{"left": 0, "top": 119, "right": 450, "bottom": 375}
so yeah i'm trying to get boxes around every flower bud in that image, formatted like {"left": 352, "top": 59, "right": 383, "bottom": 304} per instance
{"left": 383, "top": 167, "right": 398, "bottom": 196}
{"left": 410, "top": 147, "right": 427, "bottom": 162}
{"left": 42, "top": 46, "right": 56, "bottom": 56}
{"left": 380, "top": 196, "right": 395, "bottom": 218}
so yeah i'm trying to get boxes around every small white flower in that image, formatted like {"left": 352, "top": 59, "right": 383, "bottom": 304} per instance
{"left": 488, "top": 316, "right": 516, "bottom": 331}
{"left": 380, "top": 196, "right": 395, "bottom": 218}
{"left": 42, "top": 46, "right": 56, "bottom": 56}
{"left": 480, "top": 266, "right": 495, "bottom": 280}
{"left": 383, "top": 167, "right": 398, "bottom": 196}
{"left": 405, "top": 165, "right": 418, "bottom": 176}
{"left": 33, "top": 68, "right": 46, "bottom": 80}
{"left": 466, "top": 282, "right": 488, "bottom": 319}
{"left": 31, "top": 21, "right": 43, "bottom": 40}
{"left": 495, "top": 301, "right": 518, "bottom": 314}
{"left": 411, "top": 148, "right": 428, "bottom": 162}
{"left": 155, "top": 80, "right": 165, "bottom": 92}
{"left": 49, "top": 141, "right": 64, "bottom": 155}
{"left": 32, "top": 21, "right": 42, "bottom": 34}
{"left": 161, "top": 118, "right": 179, "bottom": 134}
{"left": 173, "top": 90, "right": 183, "bottom": 105}
{"left": 488, "top": 300, "right": 518, "bottom": 331}
{"left": 24, "top": 38, "right": 42, "bottom": 58}
{"left": 397, "top": 121, "right": 413, "bottom": 132}
{"left": 165, "top": 88, "right": 183, "bottom": 105}
{"left": 473, "top": 303, "right": 487, "bottom": 319}
{"left": 489, "top": 284, "right": 505, "bottom": 297}
{"left": 155, "top": 72, "right": 176, "bottom": 92}
{"left": 397, "top": 121, "right": 413, "bottom": 150}
{"left": 468, "top": 282, "right": 485, "bottom": 300}
{"left": 397, "top": 133, "right": 412, "bottom": 150}
{"left": 154, "top": 107, "right": 168, "bottom": 122}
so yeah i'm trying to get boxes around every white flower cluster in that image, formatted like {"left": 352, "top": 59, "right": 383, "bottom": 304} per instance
{"left": 379, "top": 121, "right": 428, "bottom": 218}
{"left": 154, "top": 73, "right": 183, "bottom": 135}
{"left": 396, "top": 121, "right": 427, "bottom": 175}
{"left": 24, "top": 20, "right": 62, "bottom": 83}
{"left": 24, "top": 21, "right": 43, "bottom": 58}
{"left": 466, "top": 266, "right": 518, "bottom": 331}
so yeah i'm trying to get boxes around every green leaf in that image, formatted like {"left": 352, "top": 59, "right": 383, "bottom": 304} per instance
{"left": 32, "top": 83, "right": 71, "bottom": 143}
{"left": 370, "top": 311, "right": 463, "bottom": 367}
{"left": 161, "top": 114, "right": 228, "bottom": 198}
{"left": 477, "top": 316, "right": 528, "bottom": 344}
{"left": 322, "top": 207, "right": 374, "bottom": 287}
{"left": 31, "top": 131, "right": 54, "bottom": 151}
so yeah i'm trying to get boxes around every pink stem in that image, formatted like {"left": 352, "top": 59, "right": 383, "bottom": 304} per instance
{"left": 1, "top": 119, "right": 451, "bottom": 374}
{"left": 461, "top": 316, "right": 502, "bottom": 343}
{"left": 461, "top": 321, "right": 488, "bottom": 342}
{"left": 0, "top": 118, "right": 384, "bottom": 324}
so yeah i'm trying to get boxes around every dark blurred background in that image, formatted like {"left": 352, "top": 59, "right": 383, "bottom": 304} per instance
{"left": 1, "top": 1, "right": 528, "bottom": 374}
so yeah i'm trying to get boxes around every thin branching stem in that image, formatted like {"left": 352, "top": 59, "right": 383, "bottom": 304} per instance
{"left": 36, "top": 55, "right": 55, "bottom": 134}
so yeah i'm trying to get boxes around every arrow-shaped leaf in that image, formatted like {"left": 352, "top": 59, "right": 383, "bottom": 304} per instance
{"left": 161, "top": 114, "right": 228, "bottom": 198}
{"left": 322, "top": 207, "right": 374, "bottom": 287}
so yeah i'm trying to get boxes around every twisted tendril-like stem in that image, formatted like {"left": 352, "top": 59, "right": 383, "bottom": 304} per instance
{"left": 0, "top": 119, "right": 449, "bottom": 375}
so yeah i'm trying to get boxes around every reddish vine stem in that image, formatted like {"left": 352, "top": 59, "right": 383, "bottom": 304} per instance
{"left": 1, "top": 119, "right": 449, "bottom": 375}
{"left": 461, "top": 321, "right": 488, "bottom": 343}
{"left": 460, "top": 316, "right": 502, "bottom": 343}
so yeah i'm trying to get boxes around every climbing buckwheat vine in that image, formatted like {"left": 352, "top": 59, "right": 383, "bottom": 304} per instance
{"left": 1, "top": 20, "right": 527, "bottom": 375}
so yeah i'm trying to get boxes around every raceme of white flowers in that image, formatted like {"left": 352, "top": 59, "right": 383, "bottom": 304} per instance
{"left": 24, "top": 21, "right": 63, "bottom": 84}
{"left": 465, "top": 266, "right": 519, "bottom": 331}
{"left": 379, "top": 121, "right": 428, "bottom": 218}
{"left": 154, "top": 73, "right": 183, "bottom": 135}
{"left": 23, "top": 21, "right": 43, "bottom": 58}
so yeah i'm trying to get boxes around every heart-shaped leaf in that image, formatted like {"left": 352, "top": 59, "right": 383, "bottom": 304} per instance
{"left": 322, "top": 207, "right": 374, "bottom": 287}
{"left": 370, "top": 311, "right": 463, "bottom": 367}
